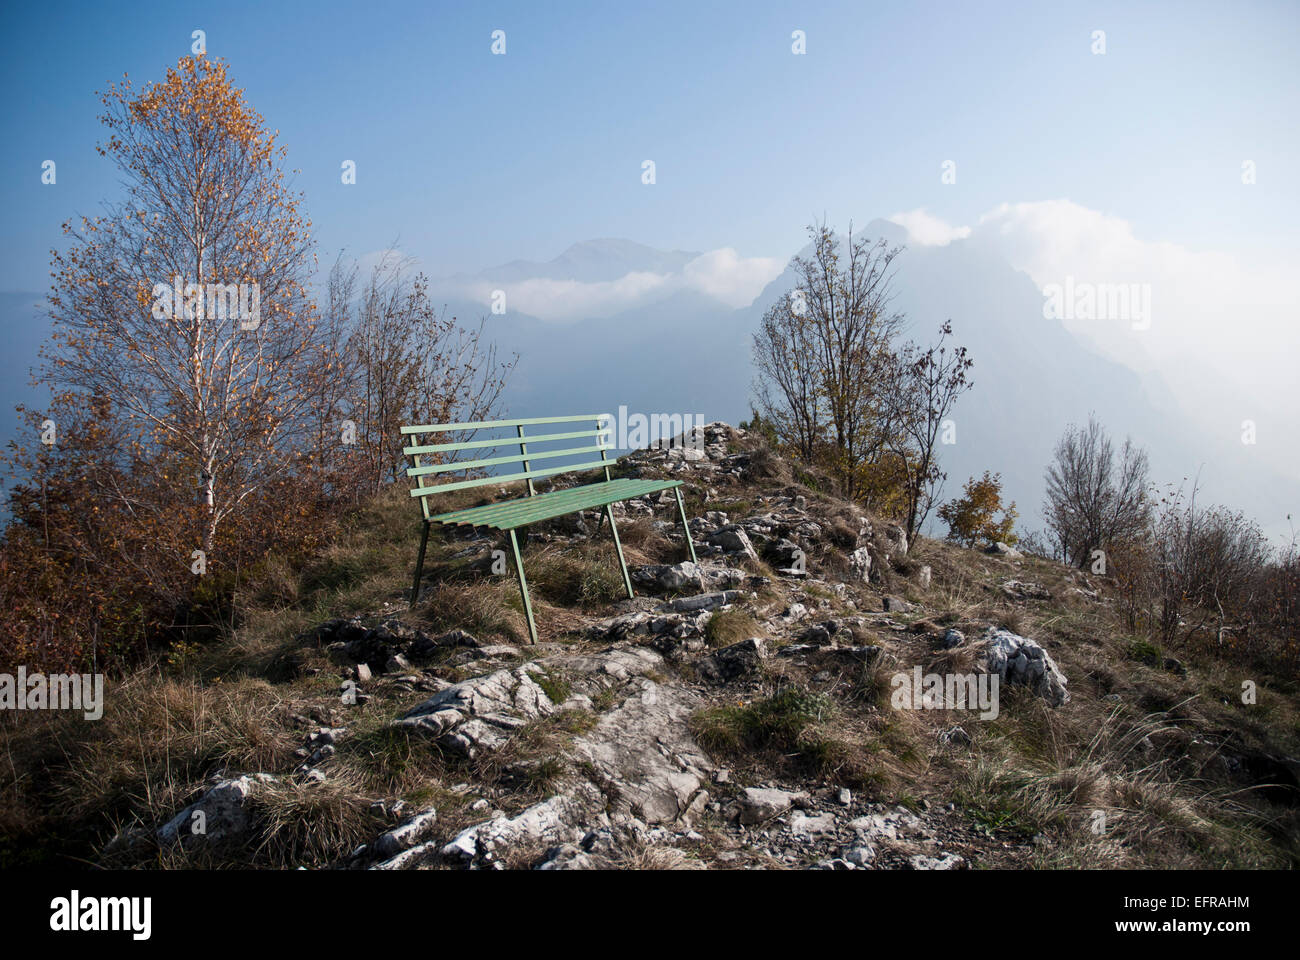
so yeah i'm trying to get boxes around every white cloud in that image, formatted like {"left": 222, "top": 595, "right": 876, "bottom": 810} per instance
{"left": 462, "top": 271, "right": 671, "bottom": 323}
{"left": 969, "top": 199, "right": 1300, "bottom": 480}
{"left": 385, "top": 214, "right": 1300, "bottom": 488}
{"left": 681, "top": 248, "right": 784, "bottom": 307}
{"left": 448, "top": 247, "right": 783, "bottom": 321}
{"left": 887, "top": 209, "right": 972, "bottom": 246}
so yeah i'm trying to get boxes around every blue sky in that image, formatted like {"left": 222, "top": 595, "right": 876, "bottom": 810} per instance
{"left": 1, "top": 0, "right": 1297, "bottom": 529}
{"left": 2, "top": 0, "right": 1297, "bottom": 288}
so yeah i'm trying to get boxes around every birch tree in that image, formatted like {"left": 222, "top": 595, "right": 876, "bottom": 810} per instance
{"left": 45, "top": 55, "right": 328, "bottom": 556}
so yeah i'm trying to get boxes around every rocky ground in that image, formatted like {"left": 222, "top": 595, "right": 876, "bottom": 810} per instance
{"left": 146, "top": 604, "right": 1043, "bottom": 870}
{"left": 12, "top": 423, "right": 1299, "bottom": 870}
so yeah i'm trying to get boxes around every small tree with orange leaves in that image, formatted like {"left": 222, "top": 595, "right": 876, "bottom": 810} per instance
{"left": 2, "top": 56, "right": 340, "bottom": 671}
{"left": 45, "top": 55, "right": 330, "bottom": 559}
{"left": 937, "top": 471, "right": 1018, "bottom": 548}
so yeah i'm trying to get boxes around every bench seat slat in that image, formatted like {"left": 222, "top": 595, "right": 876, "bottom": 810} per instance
{"left": 431, "top": 480, "right": 630, "bottom": 524}
{"left": 429, "top": 477, "right": 634, "bottom": 522}
{"left": 429, "top": 478, "right": 683, "bottom": 530}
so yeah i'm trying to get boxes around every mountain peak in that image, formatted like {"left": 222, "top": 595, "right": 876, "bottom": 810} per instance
{"left": 481, "top": 238, "right": 702, "bottom": 285}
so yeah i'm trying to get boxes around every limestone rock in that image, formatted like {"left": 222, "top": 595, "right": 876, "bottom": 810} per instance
{"left": 570, "top": 679, "right": 712, "bottom": 825}
{"left": 882, "top": 524, "right": 908, "bottom": 557}
{"left": 393, "top": 663, "right": 557, "bottom": 757}
{"left": 157, "top": 774, "right": 275, "bottom": 846}
{"left": 402, "top": 663, "right": 556, "bottom": 723}
{"left": 441, "top": 787, "right": 601, "bottom": 865}
{"left": 909, "top": 852, "right": 965, "bottom": 870}
{"left": 1001, "top": 580, "right": 1052, "bottom": 601}
{"left": 661, "top": 590, "right": 743, "bottom": 613}
{"left": 985, "top": 542, "right": 1022, "bottom": 559}
{"left": 737, "top": 787, "right": 806, "bottom": 825}
{"left": 845, "top": 845, "right": 877, "bottom": 866}
{"left": 373, "top": 808, "right": 438, "bottom": 858}
{"left": 707, "top": 527, "right": 759, "bottom": 562}
{"left": 849, "top": 547, "right": 872, "bottom": 583}
{"left": 632, "top": 561, "right": 706, "bottom": 593}
{"left": 796, "top": 623, "right": 833, "bottom": 646}
{"left": 983, "top": 627, "right": 1069, "bottom": 706}
{"left": 789, "top": 810, "right": 837, "bottom": 837}
{"left": 847, "top": 808, "right": 924, "bottom": 841}
{"left": 882, "top": 595, "right": 915, "bottom": 614}
{"left": 765, "top": 538, "right": 804, "bottom": 568}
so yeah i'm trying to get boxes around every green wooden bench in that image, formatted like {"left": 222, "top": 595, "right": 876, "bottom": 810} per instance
{"left": 402, "top": 414, "right": 697, "bottom": 644}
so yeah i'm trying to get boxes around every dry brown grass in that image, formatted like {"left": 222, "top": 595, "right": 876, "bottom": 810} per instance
{"left": 614, "top": 844, "right": 708, "bottom": 870}
{"left": 1, "top": 668, "right": 297, "bottom": 866}
{"left": 614, "top": 516, "right": 675, "bottom": 560}
{"left": 704, "top": 608, "right": 762, "bottom": 648}
{"left": 417, "top": 580, "right": 529, "bottom": 643}
{"left": 251, "top": 772, "right": 392, "bottom": 867}
{"left": 953, "top": 698, "right": 1281, "bottom": 868}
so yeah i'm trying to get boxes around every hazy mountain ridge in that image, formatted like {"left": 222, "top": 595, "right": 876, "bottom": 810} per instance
{"left": 2, "top": 229, "right": 1292, "bottom": 540}
{"left": 449, "top": 238, "right": 703, "bottom": 285}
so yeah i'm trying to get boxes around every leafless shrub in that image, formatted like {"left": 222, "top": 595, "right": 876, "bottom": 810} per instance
{"left": 1044, "top": 414, "right": 1151, "bottom": 568}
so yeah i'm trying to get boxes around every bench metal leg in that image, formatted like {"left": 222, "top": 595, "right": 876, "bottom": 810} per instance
{"left": 605, "top": 503, "right": 635, "bottom": 599}
{"left": 674, "top": 487, "right": 698, "bottom": 564}
{"left": 509, "top": 528, "right": 539, "bottom": 645}
{"left": 410, "top": 521, "right": 431, "bottom": 606}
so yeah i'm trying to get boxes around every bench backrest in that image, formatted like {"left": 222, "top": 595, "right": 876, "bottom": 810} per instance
{"left": 401, "top": 414, "right": 615, "bottom": 519}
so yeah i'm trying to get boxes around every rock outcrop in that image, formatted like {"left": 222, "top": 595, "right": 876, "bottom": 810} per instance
{"left": 982, "top": 627, "right": 1070, "bottom": 706}
{"left": 393, "top": 663, "right": 559, "bottom": 757}
{"left": 157, "top": 774, "right": 276, "bottom": 847}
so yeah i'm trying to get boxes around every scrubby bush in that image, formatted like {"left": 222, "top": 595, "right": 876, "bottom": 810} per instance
{"left": 1150, "top": 488, "right": 1271, "bottom": 646}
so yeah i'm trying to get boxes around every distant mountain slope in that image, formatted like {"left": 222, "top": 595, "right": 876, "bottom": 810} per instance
{"left": 481, "top": 287, "right": 750, "bottom": 422}
{"left": 844, "top": 219, "right": 1293, "bottom": 536}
